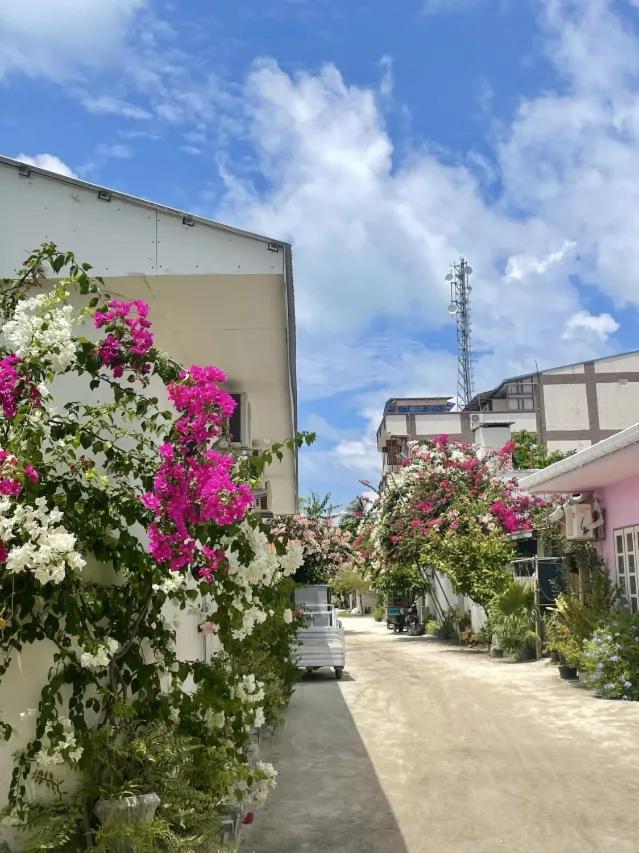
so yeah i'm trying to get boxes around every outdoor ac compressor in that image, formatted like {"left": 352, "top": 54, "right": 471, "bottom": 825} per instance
{"left": 563, "top": 497, "right": 605, "bottom": 541}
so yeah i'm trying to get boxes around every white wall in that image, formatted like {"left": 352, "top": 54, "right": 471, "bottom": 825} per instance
{"left": 543, "top": 384, "right": 589, "bottom": 431}
{"left": 414, "top": 413, "right": 462, "bottom": 436}
{"left": 597, "top": 382, "right": 639, "bottom": 431}
{"left": 0, "top": 163, "right": 284, "bottom": 279}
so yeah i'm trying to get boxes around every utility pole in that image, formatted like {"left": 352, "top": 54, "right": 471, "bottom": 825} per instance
{"left": 446, "top": 258, "right": 475, "bottom": 410}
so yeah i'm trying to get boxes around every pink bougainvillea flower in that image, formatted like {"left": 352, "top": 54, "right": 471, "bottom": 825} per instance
{"left": 0, "top": 355, "right": 41, "bottom": 419}
{"left": 242, "top": 812, "right": 255, "bottom": 825}
{"left": 24, "top": 465, "right": 39, "bottom": 484}
{"left": 94, "top": 299, "right": 153, "bottom": 379}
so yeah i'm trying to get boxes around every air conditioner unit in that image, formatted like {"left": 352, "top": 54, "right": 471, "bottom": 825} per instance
{"left": 564, "top": 501, "right": 605, "bottom": 541}
{"left": 470, "top": 413, "right": 484, "bottom": 429}
{"left": 228, "top": 393, "right": 251, "bottom": 448}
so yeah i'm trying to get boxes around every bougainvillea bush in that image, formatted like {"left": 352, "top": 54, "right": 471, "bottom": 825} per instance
{"left": 372, "top": 437, "right": 544, "bottom": 606}
{"left": 0, "top": 244, "right": 309, "bottom": 846}
{"left": 270, "top": 514, "right": 354, "bottom": 584}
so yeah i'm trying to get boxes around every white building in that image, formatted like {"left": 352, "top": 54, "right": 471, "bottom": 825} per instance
{"left": 377, "top": 353, "right": 639, "bottom": 473}
{"left": 0, "top": 154, "right": 298, "bottom": 514}
{"left": 0, "top": 156, "right": 299, "bottom": 837}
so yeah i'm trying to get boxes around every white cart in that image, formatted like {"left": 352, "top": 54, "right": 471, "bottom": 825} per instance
{"left": 294, "top": 585, "right": 346, "bottom": 679}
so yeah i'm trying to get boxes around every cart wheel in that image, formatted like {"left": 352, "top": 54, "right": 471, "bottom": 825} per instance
{"left": 334, "top": 667, "right": 343, "bottom": 680}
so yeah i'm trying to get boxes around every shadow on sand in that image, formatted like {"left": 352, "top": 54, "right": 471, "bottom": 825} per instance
{"left": 240, "top": 674, "right": 408, "bottom": 853}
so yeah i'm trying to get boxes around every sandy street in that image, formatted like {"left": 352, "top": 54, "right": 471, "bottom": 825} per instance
{"left": 241, "top": 616, "right": 639, "bottom": 853}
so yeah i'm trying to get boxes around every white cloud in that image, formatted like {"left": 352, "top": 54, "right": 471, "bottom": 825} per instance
{"left": 218, "top": 0, "right": 639, "bottom": 498}
{"left": 505, "top": 240, "right": 576, "bottom": 282}
{"left": 78, "top": 94, "right": 152, "bottom": 121}
{"left": 563, "top": 310, "right": 620, "bottom": 341}
{"left": 15, "top": 153, "right": 77, "bottom": 178}
{"left": 333, "top": 437, "right": 380, "bottom": 477}
{"left": 0, "top": 0, "right": 146, "bottom": 81}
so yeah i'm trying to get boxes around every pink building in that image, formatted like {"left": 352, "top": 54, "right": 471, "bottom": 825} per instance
{"left": 520, "top": 424, "right": 639, "bottom": 612}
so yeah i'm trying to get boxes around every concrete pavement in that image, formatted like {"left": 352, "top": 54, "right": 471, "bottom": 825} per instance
{"left": 241, "top": 617, "right": 639, "bottom": 853}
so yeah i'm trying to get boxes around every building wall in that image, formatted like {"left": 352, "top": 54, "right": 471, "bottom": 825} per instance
{"left": 0, "top": 163, "right": 298, "bottom": 832}
{"left": 597, "top": 383, "right": 639, "bottom": 432}
{"left": 594, "top": 353, "right": 639, "bottom": 373}
{"left": 414, "top": 412, "right": 463, "bottom": 436}
{"left": 543, "top": 384, "right": 589, "bottom": 431}
{"left": 0, "top": 159, "right": 297, "bottom": 514}
{"left": 539, "top": 357, "right": 639, "bottom": 447}
{"left": 598, "top": 476, "right": 639, "bottom": 582}
{"left": 111, "top": 274, "right": 296, "bottom": 514}
{"left": 547, "top": 439, "right": 592, "bottom": 453}
{"left": 544, "top": 363, "right": 584, "bottom": 375}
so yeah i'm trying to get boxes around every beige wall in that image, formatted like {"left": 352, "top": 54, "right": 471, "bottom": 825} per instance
{"left": 547, "top": 439, "right": 592, "bottom": 453}
{"left": 503, "top": 412, "right": 537, "bottom": 432}
{"left": 597, "top": 382, "right": 639, "bottom": 432}
{"left": 544, "top": 363, "right": 584, "bottom": 375}
{"left": 414, "top": 413, "right": 463, "bottom": 435}
{"left": 594, "top": 352, "right": 639, "bottom": 373}
{"left": 111, "top": 274, "right": 296, "bottom": 514}
{"left": 543, "top": 383, "right": 589, "bottom": 431}
{"left": 385, "top": 414, "right": 410, "bottom": 436}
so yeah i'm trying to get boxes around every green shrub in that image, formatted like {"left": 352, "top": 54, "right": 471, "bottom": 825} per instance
{"left": 488, "top": 580, "right": 538, "bottom": 656}
{"left": 425, "top": 618, "right": 440, "bottom": 635}
{"left": 373, "top": 604, "right": 384, "bottom": 622}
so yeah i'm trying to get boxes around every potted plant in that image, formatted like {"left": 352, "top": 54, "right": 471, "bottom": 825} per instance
{"left": 488, "top": 580, "right": 538, "bottom": 661}
{"left": 555, "top": 636, "right": 581, "bottom": 680}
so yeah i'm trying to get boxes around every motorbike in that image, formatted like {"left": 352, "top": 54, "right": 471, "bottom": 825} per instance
{"left": 386, "top": 596, "right": 409, "bottom": 632}
{"left": 405, "top": 604, "right": 425, "bottom": 636}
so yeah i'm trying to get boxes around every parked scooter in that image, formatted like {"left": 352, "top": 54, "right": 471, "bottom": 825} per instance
{"left": 405, "top": 603, "right": 425, "bottom": 636}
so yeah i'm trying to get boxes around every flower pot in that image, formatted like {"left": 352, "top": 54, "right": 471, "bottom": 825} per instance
{"left": 558, "top": 653, "right": 566, "bottom": 665}
{"left": 95, "top": 792, "right": 161, "bottom": 826}
{"left": 549, "top": 650, "right": 560, "bottom": 663}
{"left": 517, "top": 642, "right": 536, "bottom": 662}
{"left": 558, "top": 664, "right": 578, "bottom": 681}
{"left": 490, "top": 647, "right": 503, "bottom": 659}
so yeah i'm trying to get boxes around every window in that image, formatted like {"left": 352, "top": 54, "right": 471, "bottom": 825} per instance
{"left": 508, "top": 398, "right": 534, "bottom": 411}
{"left": 614, "top": 526, "right": 639, "bottom": 611}
{"left": 506, "top": 381, "right": 534, "bottom": 397}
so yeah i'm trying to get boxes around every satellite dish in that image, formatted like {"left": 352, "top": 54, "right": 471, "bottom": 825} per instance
{"left": 465, "top": 266, "right": 473, "bottom": 275}
{"left": 445, "top": 273, "right": 453, "bottom": 281}
{"left": 448, "top": 302, "right": 458, "bottom": 315}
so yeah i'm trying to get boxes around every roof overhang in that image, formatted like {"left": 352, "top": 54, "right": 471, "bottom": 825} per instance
{"left": 520, "top": 423, "right": 639, "bottom": 494}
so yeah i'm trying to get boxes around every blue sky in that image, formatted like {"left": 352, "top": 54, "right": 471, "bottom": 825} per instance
{"left": 2, "top": 0, "right": 639, "bottom": 506}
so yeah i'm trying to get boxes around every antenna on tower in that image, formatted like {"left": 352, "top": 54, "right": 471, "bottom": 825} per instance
{"left": 445, "top": 258, "right": 475, "bottom": 410}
